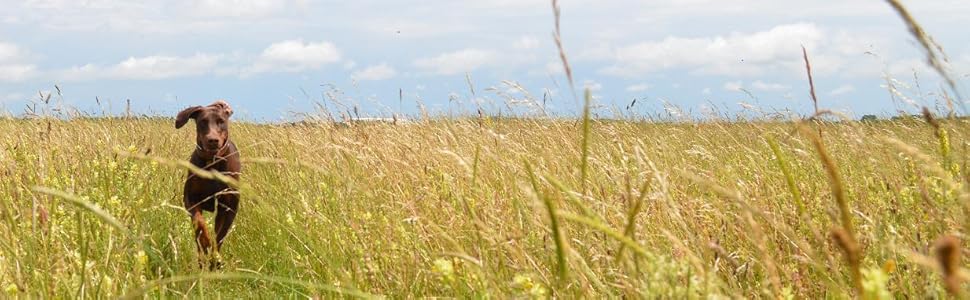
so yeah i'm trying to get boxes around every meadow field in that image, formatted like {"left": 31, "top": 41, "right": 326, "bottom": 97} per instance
{"left": 0, "top": 109, "right": 968, "bottom": 298}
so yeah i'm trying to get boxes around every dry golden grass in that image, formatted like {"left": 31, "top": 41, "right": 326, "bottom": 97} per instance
{"left": 0, "top": 114, "right": 968, "bottom": 298}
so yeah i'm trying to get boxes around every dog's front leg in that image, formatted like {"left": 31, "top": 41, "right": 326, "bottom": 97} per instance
{"left": 191, "top": 208, "right": 213, "bottom": 256}
{"left": 213, "top": 192, "right": 239, "bottom": 251}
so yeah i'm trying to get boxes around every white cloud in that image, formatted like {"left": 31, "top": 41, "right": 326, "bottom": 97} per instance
{"left": 723, "top": 80, "right": 792, "bottom": 93}
{"left": 258, "top": 39, "right": 341, "bottom": 67}
{"left": 11, "top": 0, "right": 309, "bottom": 34}
{"left": 955, "top": 56, "right": 970, "bottom": 77}
{"left": 413, "top": 48, "right": 495, "bottom": 75}
{"left": 885, "top": 58, "right": 934, "bottom": 78}
{"left": 22, "top": 0, "right": 120, "bottom": 10}
{"left": 342, "top": 60, "right": 357, "bottom": 70}
{"left": 0, "top": 65, "right": 38, "bottom": 82}
{"left": 243, "top": 39, "right": 341, "bottom": 76}
{"left": 513, "top": 36, "right": 540, "bottom": 50}
{"left": 877, "top": 55, "right": 970, "bottom": 81}
{"left": 352, "top": 63, "right": 397, "bottom": 81}
{"left": 702, "top": 88, "right": 712, "bottom": 95}
{"left": 0, "top": 16, "right": 18, "bottom": 24}
{"left": 600, "top": 23, "right": 832, "bottom": 77}
{"left": 829, "top": 84, "right": 856, "bottom": 96}
{"left": 723, "top": 81, "right": 743, "bottom": 92}
{"left": 544, "top": 61, "right": 564, "bottom": 75}
{"left": 626, "top": 83, "right": 650, "bottom": 92}
{"left": 112, "top": 54, "right": 219, "bottom": 79}
{"left": 0, "top": 42, "right": 37, "bottom": 82}
{"left": 1, "top": 92, "right": 26, "bottom": 103}
{"left": 189, "top": 0, "right": 289, "bottom": 18}
{"left": 58, "top": 53, "right": 221, "bottom": 81}
{"left": 0, "top": 42, "right": 27, "bottom": 63}
{"left": 50, "top": 39, "right": 346, "bottom": 81}
{"left": 751, "top": 80, "right": 790, "bottom": 92}
{"left": 576, "top": 44, "right": 614, "bottom": 61}
{"left": 15, "top": 2, "right": 194, "bottom": 33}
{"left": 583, "top": 80, "right": 602, "bottom": 92}
{"left": 360, "top": 18, "right": 474, "bottom": 38}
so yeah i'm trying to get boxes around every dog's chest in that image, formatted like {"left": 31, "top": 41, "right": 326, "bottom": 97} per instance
{"left": 185, "top": 155, "right": 237, "bottom": 195}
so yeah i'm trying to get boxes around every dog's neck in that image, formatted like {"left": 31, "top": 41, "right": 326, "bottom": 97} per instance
{"left": 194, "top": 139, "right": 232, "bottom": 165}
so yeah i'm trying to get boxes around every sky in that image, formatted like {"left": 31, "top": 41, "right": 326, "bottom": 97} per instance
{"left": 1, "top": 0, "right": 969, "bottom": 122}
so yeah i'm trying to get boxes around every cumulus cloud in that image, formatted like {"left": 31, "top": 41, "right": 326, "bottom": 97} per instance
{"left": 722, "top": 80, "right": 794, "bottom": 93}
{"left": 243, "top": 39, "right": 341, "bottom": 76}
{"left": 625, "top": 83, "right": 650, "bottom": 92}
{"left": 360, "top": 18, "right": 475, "bottom": 38}
{"left": 583, "top": 80, "right": 603, "bottom": 91}
{"left": 877, "top": 54, "right": 970, "bottom": 81}
{"left": 12, "top": 0, "right": 307, "bottom": 34}
{"left": 544, "top": 61, "right": 564, "bottom": 75}
{"left": 723, "top": 81, "right": 743, "bottom": 92}
{"left": 189, "top": 0, "right": 290, "bottom": 18}
{"left": 413, "top": 48, "right": 495, "bottom": 75}
{"left": 513, "top": 36, "right": 540, "bottom": 50}
{"left": 598, "top": 23, "right": 836, "bottom": 77}
{"left": 258, "top": 39, "right": 340, "bottom": 66}
{"left": 49, "top": 39, "right": 344, "bottom": 80}
{"left": 0, "top": 42, "right": 26, "bottom": 63}
{"left": 0, "top": 92, "right": 26, "bottom": 103}
{"left": 0, "top": 65, "right": 38, "bottom": 82}
{"left": 750, "top": 80, "right": 790, "bottom": 92}
{"left": 829, "top": 84, "right": 856, "bottom": 96}
{"left": 342, "top": 60, "right": 357, "bottom": 70}
{"left": 352, "top": 63, "right": 397, "bottom": 81}
{"left": 57, "top": 54, "right": 221, "bottom": 81}
{"left": 0, "top": 42, "right": 37, "bottom": 82}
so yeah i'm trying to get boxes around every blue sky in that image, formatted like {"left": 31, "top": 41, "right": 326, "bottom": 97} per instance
{"left": 1, "top": 0, "right": 969, "bottom": 121}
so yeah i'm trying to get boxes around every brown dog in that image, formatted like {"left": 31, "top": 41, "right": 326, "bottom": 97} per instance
{"left": 175, "top": 100, "right": 241, "bottom": 268}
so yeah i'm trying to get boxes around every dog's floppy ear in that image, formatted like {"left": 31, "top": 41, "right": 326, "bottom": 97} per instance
{"left": 175, "top": 106, "right": 203, "bottom": 129}
{"left": 210, "top": 100, "right": 233, "bottom": 118}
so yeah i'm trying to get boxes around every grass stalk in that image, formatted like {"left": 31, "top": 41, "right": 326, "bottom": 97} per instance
{"left": 119, "top": 272, "right": 378, "bottom": 299}
{"left": 580, "top": 89, "right": 592, "bottom": 195}
{"left": 32, "top": 187, "right": 129, "bottom": 236}
{"left": 798, "top": 124, "right": 861, "bottom": 294}
{"left": 525, "top": 161, "right": 569, "bottom": 283}
{"left": 767, "top": 137, "right": 806, "bottom": 218}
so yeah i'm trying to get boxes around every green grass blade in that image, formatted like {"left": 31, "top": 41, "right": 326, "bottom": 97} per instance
{"left": 32, "top": 186, "right": 129, "bottom": 236}
{"left": 557, "top": 212, "right": 650, "bottom": 258}
{"left": 767, "top": 137, "right": 805, "bottom": 217}
{"left": 525, "top": 161, "right": 569, "bottom": 283}
{"left": 580, "top": 88, "right": 592, "bottom": 195}
{"left": 119, "top": 272, "right": 380, "bottom": 299}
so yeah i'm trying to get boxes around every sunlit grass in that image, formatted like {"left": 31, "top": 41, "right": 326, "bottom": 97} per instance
{"left": 0, "top": 114, "right": 967, "bottom": 298}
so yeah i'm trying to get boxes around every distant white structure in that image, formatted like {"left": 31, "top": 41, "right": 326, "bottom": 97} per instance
{"left": 336, "top": 116, "right": 410, "bottom": 127}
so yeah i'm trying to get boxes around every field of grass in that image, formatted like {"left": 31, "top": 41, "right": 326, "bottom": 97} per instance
{"left": 0, "top": 112, "right": 968, "bottom": 298}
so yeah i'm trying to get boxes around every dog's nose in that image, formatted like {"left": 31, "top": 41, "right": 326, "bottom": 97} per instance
{"left": 206, "top": 138, "right": 220, "bottom": 148}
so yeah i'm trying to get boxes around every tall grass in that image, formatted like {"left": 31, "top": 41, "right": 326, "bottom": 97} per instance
{"left": 0, "top": 114, "right": 968, "bottom": 297}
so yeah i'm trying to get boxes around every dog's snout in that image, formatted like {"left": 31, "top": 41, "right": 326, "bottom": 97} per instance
{"left": 205, "top": 138, "right": 220, "bottom": 148}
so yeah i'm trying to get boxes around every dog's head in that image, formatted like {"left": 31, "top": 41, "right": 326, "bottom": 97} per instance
{"left": 175, "top": 100, "right": 234, "bottom": 153}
